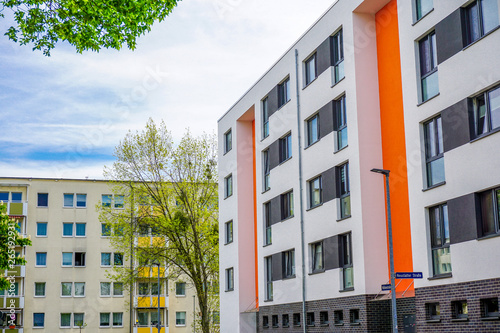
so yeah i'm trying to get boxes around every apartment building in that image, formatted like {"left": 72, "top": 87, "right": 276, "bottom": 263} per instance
{"left": 0, "top": 177, "right": 198, "bottom": 333}
{"left": 218, "top": 0, "right": 500, "bottom": 332}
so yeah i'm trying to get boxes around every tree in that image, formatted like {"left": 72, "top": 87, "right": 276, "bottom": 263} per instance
{"left": 100, "top": 119, "right": 219, "bottom": 333}
{"left": 0, "top": 204, "right": 31, "bottom": 291}
{"left": 0, "top": 0, "right": 179, "bottom": 56}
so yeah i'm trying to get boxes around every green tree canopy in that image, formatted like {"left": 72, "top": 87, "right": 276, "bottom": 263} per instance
{"left": 1, "top": 0, "right": 180, "bottom": 55}
{"left": 100, "top": 119, "right": 219, "bottom": 333}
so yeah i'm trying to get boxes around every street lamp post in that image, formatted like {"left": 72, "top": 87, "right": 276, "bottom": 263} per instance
{"left": 154, "top": 263, "right": 161, "bottom": 333}
{"left": 371, "top": 168, "right": 398, "bottom": 333}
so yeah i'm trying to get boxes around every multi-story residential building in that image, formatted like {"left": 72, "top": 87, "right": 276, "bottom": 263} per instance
{"left": 218, "top": 0, "right": 500, "bottom": 332}
{"left": 0, "top": 177, "right": 199, "bottom": 333}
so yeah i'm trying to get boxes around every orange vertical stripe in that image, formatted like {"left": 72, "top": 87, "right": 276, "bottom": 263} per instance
{"left": 252, "top": 120, "right": 259, "bottom": 308}
{"left": 376, "top": 0, "right": 414, "bottom": 292}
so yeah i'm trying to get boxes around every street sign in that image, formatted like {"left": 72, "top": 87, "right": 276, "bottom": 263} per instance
{"left": 381, "top": 284, "right": 392, "bottom": 291}
{"left": 395, "top": 272, "right": 423, "bottom": 279}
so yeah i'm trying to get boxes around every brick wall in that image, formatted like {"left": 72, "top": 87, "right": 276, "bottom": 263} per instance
{"left": 415, "top": 277, "right": 500, "bottom": 332}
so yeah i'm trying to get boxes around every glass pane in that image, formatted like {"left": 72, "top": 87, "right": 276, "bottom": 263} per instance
{"left": 62, "top": 253, "right": 73, "bottom": 266}
{"left": 100, "top": 313, "right": 110, "bottom": 326}
{"left": 419, "top": 37, "right": 431, "bottom": 75}
{"left": 467, "top": 2, "right": 481, "bottom": 43}
{"left": 102, "top": 224, "right": 111, "bottom": 236}
{"left": 74, "top": 313, "right": 84, "bottom": 327}
{"left": 0, "top": 192, "right": 8, "bottom": 201}
{"left": 476, "top": 94, "right": 488, "bottom": 134}
{"left": 101, "top": 253, "right": 111, "bottom": 266}
{"left": 480, "top": 191, "right": 496, "bottom": 235}
{"left": 338, "top": 127, "right": 348, "bottom": 150}
{"left": 335, "top": 61, "right": 345, "bottom": 82}
{"left": 38, "top": 193, "right": 48, "bottom": 206}
{"left": 76, "top": 194, "right": 86, "bottom": 207}
{"left": 436, "top": 117, "right": 443, "bottom": 154}
{"left": 114, "top": 253, "right": 123, "bottom": 266}
{"left": 429, "top": 206, "right": 442, "bottom": 247}
{"left": 37, "top": 223, "right": 47, "bottom": 236}
{"left": 417, "top": 0, "right": 433, "bottom": 20}
{"left": 64, "top": 194, "right": 74, "bottom": 207}
{"left": 343, "top": 267, "right": 354, "bottom": 289}
{"left": 427, "top": 157, "right": 445, "bottom": 187}
{"left": 35, "top": 283, "right": 45, "bottom": 296}
{"left": 11, "top": 192, "right": 22, "bottom": 202}
{"left": 138, "top": 312, "right": 148, "bottom": 326}
{"left": 63, "top": 223, "right": 73, "bottom": 236}
{"left": 481, "top": 0, "right": 499, "bottom": 34}
{"left": 139, "top": 283, "right": 149, "bottom": 295}
{"left": 432, "top": 247, "right": 452, "bottom": 275}
{"left": 266, "top": 226, "right": 272, "bottom": 245}
{"left": 74, "top": 282, "right": 85, "bottom": 296}
{"left": 61, "top": 282, "right": 72, "bottom": 296}
{"left": 36, "top": 253, "right": 46, "bottom": 266}
{"left": 306, "top": 56, "right": 316, "bottom": 84}
{"left": 308, "top": 116, "right": 318, "bottom": 145}
{"left": 422, "top": 70, "right": 439, "bottom": 101}
{"left": 102, "top": 195, "right": 112, "bottom": 207}
{"left": 113, "top": 313, "right": 123, "bottom": 326}
{"left": 425, "top": 119, "right": 436, "bottom": 157}
{"left": 101, "top": 282, "right": 111, "bottom": 296}
{"left": 341, "top": 195, "right": 351, "bottom": 218}
{"left": 75, "top": 223, "right": 86, "bottom": 236}
{"left": 113, "top": 283, "right": 123, "bottom": 296}
{"left": 488, "top": 87, "right": 500, "bottom": 130}
{"left": 61, "top": 313, "right": 71, "bottom": 327}
{"left": 34, "top": 313, "right": 45, "bottom": 327}
{"left": 442, "top": 205, "right": 450, "bottom": 244}
{"left": 115, "top": 195, "right": 124, "bottom": 208}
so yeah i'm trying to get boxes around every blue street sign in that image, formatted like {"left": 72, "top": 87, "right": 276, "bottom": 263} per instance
{"left": 381, "top": 284, "right": 392, "bottom": 291}
{"left": 395, "top": 272, "right": 423, "bottom": 279}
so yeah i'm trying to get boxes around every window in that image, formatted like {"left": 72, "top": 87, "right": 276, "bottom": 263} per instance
{"left": 61, "top": 313, "right": 71, "bottom": 327}
{"left": 426, "top": 303, "right": 441, "bottom": 321}
{"left": 281, "top": 191, "right": 294, "bottom": 220}
{"left": 37, "top": 193, "right": 48, "bottom": 207}
{"left": 62, "top": 252, "right": 73, "bottom": 266}
{"left": 61, "top": 282, "right": 72, "bottom": 296}
{"left": 334, "top": 310, "right": 344, "bottom": 325}
{"left": 308, "top": 176, "right": 322, "bottom": 208}
{"left": 113, "top": 283, "right": 123, "bottom": 296}
{"left": 473, "top": 85, "right": 500, "bottom": 137}
{"left": 337, "top": 163, "right": 350, "bottom": 219}
{"left": 311, "top": 241, "right": 324, "bottom": 273}
{"left": 64, "top": 193, "right": 74, "bottom": 207}
{"left": 424, "top": 116, "right": 445, "bottom": 187}
{"left": 100, "top": 313, "right": 110, "bottom": 327}
{"left": 33, "top": 313, "right": 45, "bottom": 327}
{"left": 350, "top": 309, "right": 360, "bottom": 324}
{"left": 36, "top": 252, "right": 47, "bottom": 266}
{"left": 282, "top": 314, "right": 289, "bottom": 327}
{"left": 74, "top": 313, "right": 84, "bottom": 327}
{"left": 332, "top": 29, "right": 344, "bottom": 83}
{"left": 479, "top": 188, "right": 500, "bottom": 236}
{"left": 113, "top": 313, "right": 123, "bottom": 326}
{"left": 212, "top": 311, "right": 220, "bottom": 325}
{"left": 306, "top": 312, "right": 315, "bottom": 327}
{"left": 452, "top": 300, "right": 468, "bottom": 319}
{"left": 224, "top": 174, "right": 233, "bottom": 198}
{"left": 75, "top": 223, "right": 86, "bottom": 237}
{"left": 464, "top": 0, "right": 499, "bottom": 46}
{"left": 75, "top": 252, "right": 86, "bottom": 266}
{"left": 278, "top": 77, "right": 290, "bottom": 108}
{"left": 36, "top": 222, "right": 47, "bottom": 237}
{"left": 263, "top": 149, "right": 270, "bottom": 191}
{"left": 293, "top": 313, "right": 301, "bottom": 327}
{"left": 481, "top": 298, "right": 499, "bottom": 318}
{"left": 263, "top": 316, "right": 269, "bottom": 328}
{"left": 279, "top": 133, "right": 292, "bottom": 163}
{"left": 225, "top": 220, "right": 233, "bottom": 244}
{"left": 11, "top": 192, "right": 21, "bottom": 202}
{"left": 100, "top": 282, "right": 111, "bottom": 296}
{"left": 419, "top": 31, "right": 439, "bottom": 101}
{"left": 176, "top": 282, "right": 186, "bottom": 296}
{"left": 74, "top": 282, "right": 85, "bottom": 297}
{"left": 307, "top": 114, "right": 319, "bottom": 146}
{"left": 101, "top": 223, "right": 111, "bottom": 236}
{"left": 114, "top": 253, "right": 123, "bottom": 266}
{"left": 262, "top": 97, "right": 269, "bottom": 138}
{"left": 282, "top": 249, "right": 295, "bottom": 278}
{"left": 416, "top": 0, "right": 433, "bottom": 20}
{"left": 340, "top": 233, "right": 353, "bottom": 290}
{"left": 272, "top": 315, "right": 279, "bottom": 328}
{"left": 63, "top": 222, "right": 73, "bottom": 236}
{"left": 320, "top": 311, "right": 328, "bottom": 326}
{"left": 226, "top": 267, "right": 234, "bottom": 291}
{"left": 429, "top": 204, "right": 451, "bottom": 275}
{"left": 224, "top": 129, "right": 232, "bottom": 154}
{"left": 137, "top": 312, "right": 148, "bottom": 326}
{"left": 265, "top": 256, "right": 273, "bottom": 301}
{"left": 115, "top": 195, "right": 124, "bottom": 208}
{"left": 335, "top": 95, "right": 347, "bottom": 150}
{"left": 102, "top": 195, "right": 112, "bottom": 207}
{"left": 176, "top": 312, "right": 186, "bottom": 326}
{"left": 305, "top": 53, "right": 317, "bottom": 86}
{"left": 34, "top": 282, "right": 45, "bottom": 297}
{"left": 63, "top": 193, "right": 87, "bottom": 208}
{"left": 101, "top": 253, "right": 111, "bottom": 266}
{"left": 264, "top": 202, "right": 272, "bottom": 245}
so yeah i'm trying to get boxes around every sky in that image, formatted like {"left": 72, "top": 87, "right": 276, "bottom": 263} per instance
{"left": 0, "top": 0, "right": 335, "bottom": 179}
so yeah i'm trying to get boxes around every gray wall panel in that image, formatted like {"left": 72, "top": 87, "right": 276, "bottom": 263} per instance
{"left": 271, "top": 252, "right": 282, "bottom": 281}
{"left": 269, "top": 140, "right": 280, "bottom": 170}
{"left": 270, "top": 196, "right": 281, "bottom": 225}
{"left": 322, "top": 167, "right": 337, "bottom": 202}
{"left": 435, "top": 9, "right": 464, "bottom": 65}
{"left": 324, "top": 235, "right": 340, "bottom": 270}
{"left": 319, "top": 101, "right": 334, "bottom": 139}
{"left": 448, "top": 193, "right": 478, "bottom": 244}
{"left": 442, "top": 98, "right": 471, "bottom": 152}
{"left": 267, "top": 86, "right": 279, "bottom": 117}
{"left": 316, "top": 37, "right": 331, "bottom": 76}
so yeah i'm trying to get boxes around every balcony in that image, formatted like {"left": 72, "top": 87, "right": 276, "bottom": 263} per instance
{"left": 0, "top": 296, "right": 24, "bottom": 308}
{"left": 135, "top": 296, "right": 169, "bottom": 308}
{"left": 5, "top": 202, "right": 27, "bottom": 217}
{"left": 5, "top": 267, "right": 25, "bottom": 278}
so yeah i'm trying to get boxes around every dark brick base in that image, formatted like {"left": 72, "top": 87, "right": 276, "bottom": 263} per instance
{"left": 258, "top": 295, "right": 415, "bottom": 333}
{"left": 415, "top": 277, "right": 500, "bottom": 332}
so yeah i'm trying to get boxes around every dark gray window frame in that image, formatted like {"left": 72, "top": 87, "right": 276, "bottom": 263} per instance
{"left": 282, "top": 249, "right": 295, "bottom": 279}
{"left": 472, "top": 85, "right": 500, "bottom": 138}
{"left": 340, "top": 233, "right": 353, "bottom": 291}
{"left": 478, "top": 187, "right": 500, "bottom": 237}
{"left": 265, "top": 256, "right": 273, "bottom": 301}
{"left": 334, "top": 95, "right": 347, "bottom": 151}
{"left": 279, "top": 132, "right": 292, "bottom": 163}
{"left": 224, "top": 220, "right": 233, "bottom": 245}
{"left": 304, "top": 53, "right": 317, "bottom": 86}
{"left": 264, "top": 201, "right": 272, "bottom": 245}
{"left": 262, "top": 97, "right": 269, "bottom": 138}
{"left": 424, "top": 116, "right": 445, "bottom": 188}
{"left": 419, "top": 31, "right": 438, "bottom": 102}
{"left": 308, "top": 175, "right": 322, "bottom": 209}
{"left": 280, "top": 190, "right": 294, "bottom": 220}
{"left": 331, "top": 29, "right": 344, "bottom": 83}
{"left": 337, "top": 162, "right": 351, "bottom": 220}
{"left": 306, "top": 113, "right": 320, "bottom": 147}
{"left": 224, "top": 129, "right": 232, "bottom": 154}
{"left": 464, "top": 0, "right": 500, "bottom": 46}
{"left": 278, "top": 77, "right": 291, "bottom": 108}
{"left": 415, "top": 0, "right": 433, "bottom": 21}
{"left": 311, "top": 241, "right": 324, "bottom": 273}
{"left": 225, "top": 267, "right": 234, "bottom": 291}
{"left": 263, "top": 149, "right": 270, "bottom": 191}
{"left": 429, "top": 203, "right": 451, "bottom": 276}
{"left": 224, "top": 174, "right": 233, "bottom": 198}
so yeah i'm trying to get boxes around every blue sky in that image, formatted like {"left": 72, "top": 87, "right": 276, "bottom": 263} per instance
{"left": 0, "top": 0, "right": 335, "bottom": 179}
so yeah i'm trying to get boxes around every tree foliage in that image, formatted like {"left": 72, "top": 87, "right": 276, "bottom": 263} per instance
{"left": 0, "top": 204, "right": 32, "bottom": 290}
{"left": 0, "top": 0, "right": 180, "bottom": 55}
{"left": 100, "top": 119, "right": 219, "bottom": 333}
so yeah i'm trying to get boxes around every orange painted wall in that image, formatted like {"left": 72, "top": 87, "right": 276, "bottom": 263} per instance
{"left": 252, "top": 120, "right": 259, "bottom": 308}
{"left": 375, "top": 0, "right": 414, "bottom": 292}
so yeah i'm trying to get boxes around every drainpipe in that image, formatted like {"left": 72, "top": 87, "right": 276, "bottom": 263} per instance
{"left": 294, "top": 48, "right": 307, "bottom": 333}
